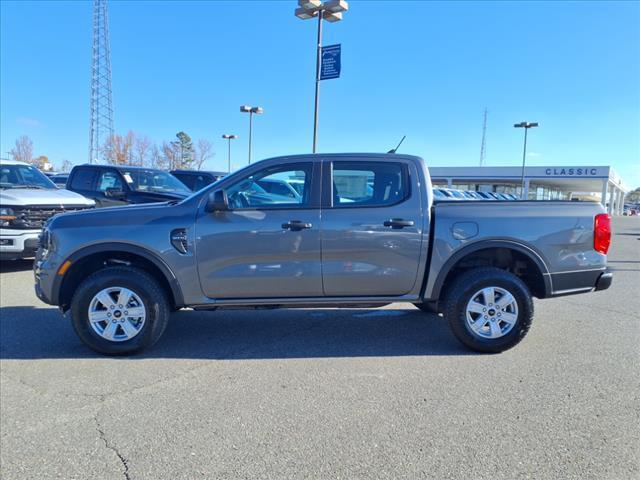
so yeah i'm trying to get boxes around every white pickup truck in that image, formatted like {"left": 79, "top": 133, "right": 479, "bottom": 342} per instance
{"left": 0, "top": 159, "right": 94, "bottom": 260}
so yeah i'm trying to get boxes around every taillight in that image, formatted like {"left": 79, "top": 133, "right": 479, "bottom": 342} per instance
{"left": 594, "top": 213, "right": 611, "bottom": 255}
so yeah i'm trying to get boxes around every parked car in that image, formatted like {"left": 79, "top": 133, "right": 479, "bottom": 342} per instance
{"left": 49, "top": 173, "right": 69, "bottom": 188}
{"left": 443, "top": 188, "right": 467, "bottom": 200}
{"left": 66, "top": 164, "right": 190, "bottom": 207}
{"left": 473, "top": 191, "right": 496, "bottom": 200}
{"left": 465, "top": 190, "right": 484, "bottom": 200}
{"left": 623, "top": 204, "right": 638, "bottom": 216}
{"left": 256, "top": 178, "right": 302, "bottom": 200}
{"left": 1, "top": 160, "right": 94, "bottom": 260}
{"left": 434, "top": 189, "right": 481, "bottom": 201}
{"left": 461, "top": 190, "right": 481, "bottom": 200}
{"left": 170, "top": 170, "right": 226, "bottom": 191}
{"left": 432, "top": 188, "right": 450, "bottom": 201}
{"left": 433, "top": 188, "right": 463, "bottom": 200}
{"left": 35, "top": 153, "right": 612, "bottom": 355}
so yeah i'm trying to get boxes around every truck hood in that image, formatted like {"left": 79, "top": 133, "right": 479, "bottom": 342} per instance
{"left": 128, "top": 190, "right": 189, "bottom": 202}
{"left": 0, "top": 188, "right": 95, "bottom": 207}
{"left": 48, "top": 200, "right": 186, "bottom": 229}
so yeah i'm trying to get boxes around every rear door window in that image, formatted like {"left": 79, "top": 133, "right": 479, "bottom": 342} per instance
{"left": 193, "top": 174, "right": 213, "bottom": 191}
{"left": 174, "top": 173, "right": 196, "bottom": 190}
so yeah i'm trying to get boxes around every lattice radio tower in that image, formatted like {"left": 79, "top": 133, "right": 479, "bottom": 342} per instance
{"left": 88, "top": 0, "right": 115, "bottom": 164}
{"left": 479, "top": 108, "right": 488, "bottom": 166}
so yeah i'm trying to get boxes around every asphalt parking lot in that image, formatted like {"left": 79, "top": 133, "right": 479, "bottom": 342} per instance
{"left": 1, "top": 217, "right": 638, "bottom": 480}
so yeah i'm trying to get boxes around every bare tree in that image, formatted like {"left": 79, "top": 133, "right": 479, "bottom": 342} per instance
{"left": 60, "top": 159, "right": 73, "bottom": 172}
{"left": 134, "top": 134, "right": 152, "bottom": 167}
{"left": 9, "top": 135, "right": 34, "bottom": 164}
{"left": 103, "top": 131, "right": 136, "bottom": 165}
{"left": 162, "top": 141, "right": 181, "bottom": 170}
{"left": 148, "top": 143, "right": 166, "bottom": 170}
{"left": 194, "top": 139, "right": 214, "bottom": 170}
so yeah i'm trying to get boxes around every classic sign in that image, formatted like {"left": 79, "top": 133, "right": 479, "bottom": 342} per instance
{"left": 545, "top": 168, "right": 598, "bottom": 176}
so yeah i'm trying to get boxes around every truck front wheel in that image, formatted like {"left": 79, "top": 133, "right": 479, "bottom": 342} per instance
{"left": 70, "top": 266, "right": 170, "bottom": 355}
{"left": 443, "top": 267, "right": 533, "bottom": 353}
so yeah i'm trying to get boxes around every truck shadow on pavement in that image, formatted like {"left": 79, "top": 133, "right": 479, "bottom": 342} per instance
{"left": 0, "top": 306, "right": 474, "bottom": 359}
{"left": 0, "top": 259, "right": 33, "bottom": 274}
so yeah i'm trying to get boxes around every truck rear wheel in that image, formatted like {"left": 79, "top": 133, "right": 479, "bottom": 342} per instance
{"left": 443, "top": 267, "right": 533, "bottom": 353}
{"left": 70, "top": 266, "right": 170, "bottom": 355}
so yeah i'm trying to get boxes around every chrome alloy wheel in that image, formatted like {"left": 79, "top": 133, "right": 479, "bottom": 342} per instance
{"left": 87, "top": 287, "right": 146, "bottom": 342}
{"left": 465, "top": 286, "right": 518, "bottom": 339}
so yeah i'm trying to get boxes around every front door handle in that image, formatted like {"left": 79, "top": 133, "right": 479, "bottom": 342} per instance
{"left": 383, "top": 218, "right": 415, "bottom": 229}
{"left": 282, "top": 220, "right": 313, "bottom": 231}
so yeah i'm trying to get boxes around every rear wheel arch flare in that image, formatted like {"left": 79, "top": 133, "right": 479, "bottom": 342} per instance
{"left": 432, "top": 241, "right": 551, "bottom": 300}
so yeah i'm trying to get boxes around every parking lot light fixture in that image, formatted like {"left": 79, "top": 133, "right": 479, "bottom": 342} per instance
{"left": 240, "top": 105, "right": 263, "bottom": 164}
{"left": 295, "top": 0, "right": 349, "bottom": 153}
{"left": 514, "top": 121, "right": 539, "bottom": 199}
{"left": 222, "top": 134, "right": 238, "bottom": 173}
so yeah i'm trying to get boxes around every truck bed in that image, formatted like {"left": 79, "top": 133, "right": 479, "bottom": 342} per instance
{"left": 425, "top": 200, "right": 607, "bottom": 299}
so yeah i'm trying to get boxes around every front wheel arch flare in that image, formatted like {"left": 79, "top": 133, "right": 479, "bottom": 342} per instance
{"left": 55, "top": 243, "right": 184, "bottom": 311}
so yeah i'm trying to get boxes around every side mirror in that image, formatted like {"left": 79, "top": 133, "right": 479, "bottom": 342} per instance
{"left": 206, "top": 189, "right": 229, "bottom": 212}
{"left": 105, "top": 187, "right": 126, "bottom": 199}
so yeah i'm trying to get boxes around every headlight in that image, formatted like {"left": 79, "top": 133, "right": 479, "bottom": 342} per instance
{"left": 0, "top": 207, "right": 16, "bottom": 227}
{"left": 39, "top": 220, "right": 54, "bottom": 253}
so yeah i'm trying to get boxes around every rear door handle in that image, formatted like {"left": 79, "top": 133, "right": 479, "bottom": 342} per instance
{"left": 383, "top": 219, "right": 415, "bottom": 229}
{"left": 282, "top": 220, "right": 313, "bottom": 231}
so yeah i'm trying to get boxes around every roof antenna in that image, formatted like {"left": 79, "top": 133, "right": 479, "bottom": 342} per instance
{"left": 387, "top": 135, "right": 406, "bottom": 154}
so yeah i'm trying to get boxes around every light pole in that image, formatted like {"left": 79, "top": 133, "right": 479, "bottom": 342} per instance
{"left": 240, "top": 105, "right": 263, "bottom": 164}
{"left": 295, "top": 0, "right": 349, "bottom": 153}
{"left": 221, "top": 134, "right": 238, "bottom": 173}
{"left": 514, "top": 121, "right": 539, "bottom": 199}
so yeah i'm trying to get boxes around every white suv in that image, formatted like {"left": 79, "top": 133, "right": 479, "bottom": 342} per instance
{"left": 0, "top": 160, "right": 94, "bottom": 260}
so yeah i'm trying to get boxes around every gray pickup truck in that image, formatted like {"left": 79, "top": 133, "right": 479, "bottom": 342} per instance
{"left": 34, "top": 153, "right": 613, "bottom": 355}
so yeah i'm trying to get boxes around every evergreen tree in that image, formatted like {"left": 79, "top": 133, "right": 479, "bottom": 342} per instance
{"left": 171, "top": 131, "right": 194, "bottom": 169}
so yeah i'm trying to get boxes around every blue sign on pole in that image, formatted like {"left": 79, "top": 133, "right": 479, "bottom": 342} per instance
{"left": 320, "top": 44, "right": 341, "bottom": 80}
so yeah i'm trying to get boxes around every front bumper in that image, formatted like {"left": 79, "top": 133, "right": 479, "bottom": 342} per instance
{"left": 33, "top": 250, "right": 56, "bottom": 305}
{"left": 0, "top": 229, "right": 41, "bottom": 260}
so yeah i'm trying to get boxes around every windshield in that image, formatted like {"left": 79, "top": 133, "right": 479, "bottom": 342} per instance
{"left": 121, "top": 169, "right": 190, "bottom": 195}
{"left": 0, "top": 164, "right": 57, "bottom": 189}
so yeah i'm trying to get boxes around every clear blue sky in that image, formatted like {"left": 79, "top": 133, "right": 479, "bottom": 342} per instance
{"left": 1, "top": 1, "right": 639, "bottom": 187}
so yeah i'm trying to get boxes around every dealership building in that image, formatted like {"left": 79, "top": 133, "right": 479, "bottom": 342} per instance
{"left": 429, "top": 165, "right": 628, "bottom": 215}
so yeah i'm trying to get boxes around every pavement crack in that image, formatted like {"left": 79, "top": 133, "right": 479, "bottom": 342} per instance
{"left": 3, "top": 374, "right": 107, "bottom": 400}
{"left": 94, "top": 415, "right": 131, "bottom": 480}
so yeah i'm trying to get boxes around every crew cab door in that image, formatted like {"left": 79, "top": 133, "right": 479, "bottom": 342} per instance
{"left": 68, "top": 166, "right": 98, "bottom": 200}
{"left": 320, "top": 158, "right": 423, "bottom": 296}
{"left": 195, "top": 160, "right": 322, "bottom": 299}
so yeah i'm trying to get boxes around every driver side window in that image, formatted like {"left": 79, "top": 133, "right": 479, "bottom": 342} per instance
{"left": 97, "top": 170, "right": 123, "bottom": 192}
{"left": 226, "top": 163, "right": 311, "bottom": 209}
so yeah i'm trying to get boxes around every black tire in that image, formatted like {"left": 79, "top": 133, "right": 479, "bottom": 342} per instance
{"left": 70, "top": 266, "right": 170, "bottom": 355}
{"left": 443, "top": 267, "right": 533, "bottom": 353}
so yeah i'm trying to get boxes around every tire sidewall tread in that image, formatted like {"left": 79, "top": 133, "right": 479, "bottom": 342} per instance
{"left": 443, "top": 267, "right": 534, "bottom": 353}
{"left": 70, "top": 266, "right": 170, "bottom": 355}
